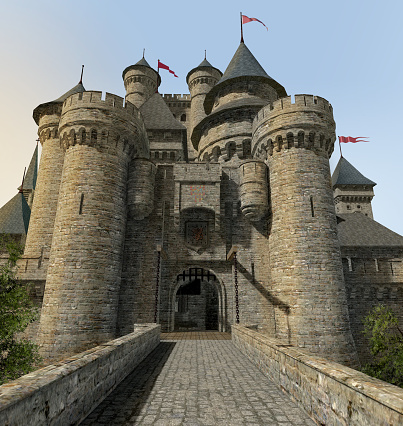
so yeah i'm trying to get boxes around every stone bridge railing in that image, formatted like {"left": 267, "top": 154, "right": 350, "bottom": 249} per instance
{"left": 232, "top": 324, "right": 403, "bottom": 425}
{"left": 0, "top": 324, "right": 160, "bottom": 425}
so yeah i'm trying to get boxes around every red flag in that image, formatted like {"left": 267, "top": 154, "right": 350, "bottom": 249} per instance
{"left": 338, "top": 136, "right": 369, "bottom": 143}
{"left": 242, "top": 14, "right": 268, "bottom": 31}
{"left": 158, "top": 60, "right": 178, "bottom": 78}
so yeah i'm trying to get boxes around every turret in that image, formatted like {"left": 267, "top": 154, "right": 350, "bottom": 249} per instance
{"left": 191, "top": 43, "right": 286, "bottom": 162}
{"left": 252, "top": 94, "right": 359, "bottom": 367}
{"left": 122, "top": 57, "right": 160, "bottom": 108}
{"left": 37, "top": 91, "right": 149, "bottom": 361}
{"left": 18, "top": 81, "right": 85, "bottom": 282}
{"left": 186, "top": 57, "right": 222, "bottom": 140}
{"left": 332, "top": 157, "right": 376, "bottom": 219}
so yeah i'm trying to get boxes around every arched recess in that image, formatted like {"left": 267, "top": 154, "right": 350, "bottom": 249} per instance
{"left": 168, "top": 266, "right": 227, "bottom": 332}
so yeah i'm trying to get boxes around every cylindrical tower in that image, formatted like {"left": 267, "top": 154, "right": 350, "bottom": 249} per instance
{"left": 252, "top": 94, "right": 358, "bottom": 367}
{"left": 239, "top": 160, "right": 268, "bottom": 221}
{"left": 122, "top": 57, "right": 160, "bottom": 108}
{"left": 127, "top": 158, "right": 157, "bottom": 220}
{"left": 37, "top": 91, "right": 148, "bottom": 361}
{"left": 18, "top": 83, "right": 85, "bottom": 281}
{"left": 186, "top": 58, "right": 222, "bottom": 139}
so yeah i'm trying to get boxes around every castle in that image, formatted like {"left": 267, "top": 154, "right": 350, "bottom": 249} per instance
{"left": 1, "top": 41, "right": 402, "bottom": 367}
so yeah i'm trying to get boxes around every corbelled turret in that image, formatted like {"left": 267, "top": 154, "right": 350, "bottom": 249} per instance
{"left": 122, "top": 56, "right": 161, "bottom": 108}
{"left": 19, "top": 80, "right": 86, "bottom": 282}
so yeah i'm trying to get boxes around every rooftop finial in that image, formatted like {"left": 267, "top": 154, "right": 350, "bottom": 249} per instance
{"left": 143, "top": 48, "right": 145, "bottom": 58}
{"left": 79, "top": 65, "right": 84, "bottom": 84}
{"left": 240, "top": 12, "right": 244, "bottom": 43}
{"left": 205, "top": 50, "right": 206, "bottom": 60}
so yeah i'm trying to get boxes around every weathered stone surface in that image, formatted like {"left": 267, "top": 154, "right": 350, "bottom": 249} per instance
{"left": 0, "top": 324, "right": 160, "bottom": 426}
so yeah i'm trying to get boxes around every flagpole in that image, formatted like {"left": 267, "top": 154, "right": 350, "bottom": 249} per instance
{"left": 240, "top": 12, "right": 244, "bottom": 43}
{"left": 338, "top": 137, "right": 343, "bottom": 158}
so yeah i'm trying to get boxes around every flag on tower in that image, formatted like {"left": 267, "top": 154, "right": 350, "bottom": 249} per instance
{"left": 241, "top": 14, "right": 268, "bottom": 31}
{"left": 338, "top": 136, "right": 369, "bottom": 143}
{"left": 158, "top": 60, "right": 178, "bottom": 78}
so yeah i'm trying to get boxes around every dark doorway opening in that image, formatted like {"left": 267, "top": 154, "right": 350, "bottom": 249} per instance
{"left": 174, "top": 270, "right": 218, "bottom": 331}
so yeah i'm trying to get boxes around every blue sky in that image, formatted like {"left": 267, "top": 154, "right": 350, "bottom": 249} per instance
{"left": 1, "top": 0, "right": 402, "bottom": 234}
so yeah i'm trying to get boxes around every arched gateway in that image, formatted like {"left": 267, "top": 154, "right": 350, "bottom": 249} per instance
{"left": 169, "top": 267, "right": 227, "bottom": 332}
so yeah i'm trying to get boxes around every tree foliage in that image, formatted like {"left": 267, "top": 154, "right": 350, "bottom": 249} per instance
{"left": 0, "top": 236, "right": 41, "bottom": 384}
{"left": 362, "top": 304, "right": 403, "bottom": 388}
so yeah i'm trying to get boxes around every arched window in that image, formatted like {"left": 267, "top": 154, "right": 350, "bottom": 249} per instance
{"left": 181, "top": 114, "right": 186, "bottom": 122}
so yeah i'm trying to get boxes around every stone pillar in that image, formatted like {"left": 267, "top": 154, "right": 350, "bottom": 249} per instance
{"left": 252, "top": 95, "right": 359, "bottom": 367}
{"left": 37, "top": 91, "right": 145, "bottom": 361}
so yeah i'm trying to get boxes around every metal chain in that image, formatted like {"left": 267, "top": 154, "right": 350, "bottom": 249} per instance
{"left": 154, "top": 250, "right": 161, "bottom": 323}
{"left": 234, "top": 252, "right": 239, "bottom": 324}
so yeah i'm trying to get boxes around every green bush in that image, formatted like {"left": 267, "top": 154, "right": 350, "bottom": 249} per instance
{"left": 362, "top": 304, "right": 403, "bottom": 388}
{"left": 0, "top": 236, "right": 41, "bottom": 384}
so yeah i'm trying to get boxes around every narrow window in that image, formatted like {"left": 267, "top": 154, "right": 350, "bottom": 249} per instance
{"left": 310, "top": 196, "right": 314, "bottom": 217}
{"left": 79, "top": 193, "right": 84, "bottom": 214}
{"left": 181, "top": 114, "right": 186, "bottom": 121}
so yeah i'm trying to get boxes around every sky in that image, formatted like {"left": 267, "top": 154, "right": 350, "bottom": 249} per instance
{"left": 0, "top": 0, "right": 402, "bottom": 235}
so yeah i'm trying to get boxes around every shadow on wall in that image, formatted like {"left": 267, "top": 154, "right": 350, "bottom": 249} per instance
{"left": 81, "top": 342, "right": 176, "bottom": 424}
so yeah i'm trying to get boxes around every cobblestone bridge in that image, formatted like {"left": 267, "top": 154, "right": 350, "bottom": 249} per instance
{"left": 81, "top": 332, "right": 314, "bottom": 425}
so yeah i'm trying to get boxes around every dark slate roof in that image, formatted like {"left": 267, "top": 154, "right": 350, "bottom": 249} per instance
{"left": 122, "top": 57, "right": 161, "bottom": 86}
{"left": 134, "top": 57, "right": 152, "bottom": 67}
{"left": 33, "top": 82, "right": 86, "bottom": 124}
{"left": 332, "top": 157, "right": 376, "bottom": 187}
{"left": 337, "top": 213, "right": 403, "bottom": 247}
{"left": 212, "top": 97, "right": 268, "bottom": 115}
{"left": 204, "top": 42, "right": 287, "bottom": 114}
{"left": 140, "top": 93, "right": 186, "bottom": 130}
{"left": 21, "top": 145, "right": 38, "bottom": 191}
{"left": 0, "top": 193, "right": 31, "bottom": 235}
{"left": 53, "top": 82, "right": 86, "bottom": 102}
{"left": 186, "top": 58, "right": 223, "bottom": 83}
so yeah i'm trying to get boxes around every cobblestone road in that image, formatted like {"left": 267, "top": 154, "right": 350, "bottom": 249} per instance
{"left": 82, "top": 334, "right": 315, "bottom": 425}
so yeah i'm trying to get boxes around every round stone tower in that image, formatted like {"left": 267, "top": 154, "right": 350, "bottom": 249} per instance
{"left": 37, "top": 91, "right": 149, "bottom": 361}
{"left": 191, "top": 42, "right": 286, "bottom": 162}
{"left": 122, "top": 57, "right": 160, "bottom": 108}
{"left": 186, "top": 57, "right": 222, "bottom": 139}
{"left": 19, "top": 82, "right": 85, "bottom": 281}
{"left": 252, "top": 94, "right": 358, "bottom": 367}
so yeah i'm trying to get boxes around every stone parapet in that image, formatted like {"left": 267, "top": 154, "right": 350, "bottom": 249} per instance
{"left": 0, "top": 324, "right": 160, "bottom": 426}
{"left": 59, "top": 91, "right": 149, "bottom": 158}
{"left": 252, "top": 94, "right": 336, "bottom": 159}
{"left": 232, "top": 325, "right": 403, "bottom": 426}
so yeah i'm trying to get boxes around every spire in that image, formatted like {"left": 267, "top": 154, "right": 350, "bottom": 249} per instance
{"left": 33, "top": 74, "right": 86, "bottom": 125}
{"left": 203, "top": 42, "right": 286, "bottom": 114}
{"left": 332, "top": 157, "right": 376, "bottom": 187}
{"left": 22, "top": 145, "right": 39, "bottom": 191}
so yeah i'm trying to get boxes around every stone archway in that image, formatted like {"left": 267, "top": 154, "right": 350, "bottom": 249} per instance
{"left": 169, "top": 267, "right": 226, "bottom": 332}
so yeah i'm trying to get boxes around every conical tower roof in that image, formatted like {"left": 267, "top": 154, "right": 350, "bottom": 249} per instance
{"left": 186, "top": 57, "right": 222, "bottom": 84}
{"left": 204, "top": 42, "right": 287, "bottom": 114}
{"left": 122, "top": 56, "right": 161, "bottom": 87}
{"left": 140, "top": 93, "right": 186, "bottom": 130}
{"left": 33, "top": 81, "right": 86, "bottom": 125}
{"left": 0, "top": 193, "right": 31, "bottom": 235}
{"left": 20, "top": 145, "right": 38, "bottom": 191}
{"left": 332, "top": 157, "right": 376, "bottom": 187}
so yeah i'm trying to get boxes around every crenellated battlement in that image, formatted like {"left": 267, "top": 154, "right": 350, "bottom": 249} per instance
{"left": 59, "top": 91, "right": 149, "bottom": 157}
{"left": 252, "top": 94, "right": 336, "bottom": 159}
{"left": 163, "top": 94, "right": 191, "bottom": 101}
{"left": 252, "top": 94, "right": 333, "bottom": 134}
{"left": 62, "top": 91, "right": 142, "bottom": 119}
